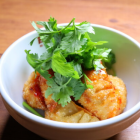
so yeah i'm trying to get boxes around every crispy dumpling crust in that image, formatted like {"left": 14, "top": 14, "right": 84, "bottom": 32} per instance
{"left": 45, "top": 101, "right": 99, "bottom": 123}
{"left": 23, "top": 72, "right": 46, "bottom": 110}
{"left": 39, "top": 74, "right": 58, "bottom": 112}
{"left": 78, "top": 69, "right": 127, "bottom": 120}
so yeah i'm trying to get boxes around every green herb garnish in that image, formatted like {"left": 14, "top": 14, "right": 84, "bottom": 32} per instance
{"left": 23, "top": 101, "right": 43, "bottom": 117}
{"left": 25, "top": 17, "right": 116, "bottom": 107}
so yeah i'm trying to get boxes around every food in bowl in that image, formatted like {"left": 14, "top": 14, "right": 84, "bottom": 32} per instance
{"left": 23, "top": 17, "right": 127, "bottom": 123}
{"left": 1, "top": 18, "right": 140, "bottom": 140}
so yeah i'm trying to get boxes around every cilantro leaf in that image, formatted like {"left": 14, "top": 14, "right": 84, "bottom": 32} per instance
{"left": 45, "top": 73, "right": 86, "bottom": 106}
{"left": 82, "top": 47, "right": 111, "bottom": 70}
{"left": 73, "top": 63, "right": 83, "bottom": 77}
{"left": 59, "top": 22, "right": 91, "bottom": 55}
{"left": 59, "top": 31, "right": 83, "bottom": 54}
{"left": 36, "top": 17, "right": 57, "bottom": 32}
{"left": 25, "top": 50, "right": 39, "bottom": 68}
{"left": 40, "top": 51, "right": 52, "bottom": 60}
{"left": 93, "top": 48, "right": 111, "bottom": 59}
{"left": 76, "top": 21, "right": 95, "bottom": 34}
{"left": 93, "top": 59, "right": 104, "bottom": 72}
{"left": 56, "top": 86, "right": 74, "bottom": 107}
{"left": 35, "top": 65, "right": 51, "bottom": 80}
{"left": 45, "top": 73, "right": 74, "bottom": 107}
{"left": 67, "top": 78, "right": 87, "bottom": 100}
{"left": 30, "top": 37, "right": 38, "bottom": 46}
{"left": 25, "top": 50, "right": 52, "bottom": 79}
{"left": 51, "top": 50, "right": 80, "bottom": 79}
{"left": 84, "top": 41, "right": 108, "bottom": 52}
{"left": 31, "top": 17, "right": 60, "bottom": 51}
{"left": 103, "top": 52, "right": 116, "bottom": 69}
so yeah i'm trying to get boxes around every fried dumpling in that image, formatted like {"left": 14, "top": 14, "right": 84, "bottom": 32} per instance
{"left": 45, "top": 101, "right": 99, "bottom": 123}
{"left": 23, "top": 72, "right": 46, "bottom": 110}
{"left": 78, "top": 69, "right": 127, "bottom": 120}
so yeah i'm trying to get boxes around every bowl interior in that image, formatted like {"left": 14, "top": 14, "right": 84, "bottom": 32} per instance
{"left": 1, "top": 25, "right": 140, "bottom": 118}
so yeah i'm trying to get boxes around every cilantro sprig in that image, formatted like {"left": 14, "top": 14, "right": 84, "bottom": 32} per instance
{"left": 45, "top": 73, "right": 86, "bottom": 107}
{"left": 25, "top": 17, "right": 116, "bottom": 107}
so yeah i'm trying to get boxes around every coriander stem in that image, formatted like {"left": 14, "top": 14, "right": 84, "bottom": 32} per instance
{"left": 83, "top": 74, "right": 88, "bottom": 88}
{"left": 83, "top": 73, "right": 94, "bottom": 89}
{"left": 38, "top": 18, "right": 75, "bottom": 35}
{"left": 61, "top": 18, "right": 75, "bottom": 32}
{"left": 83, "top": 73, "right": 92, "bottom": 83}
{"left": 35, "top": 56, "right": 52, "bottom": 67}
{"left": 78, "top": 33, "right": 81, "bottom": 40}
{"left": 23, "top": 101, "right": 43, "bottom": 118}
{"left": 64, "top": 78, "right": 72, "bottom": 86}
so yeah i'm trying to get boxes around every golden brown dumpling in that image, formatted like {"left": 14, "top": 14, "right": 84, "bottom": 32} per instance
{"left": 45, "top": 101, "right": 99, "bottom": 123}
{"left": 78, "top": 69, "right": 127, "bottom": 120}
{"left": 23, "top": 72, "right": 46, "bottom": 110}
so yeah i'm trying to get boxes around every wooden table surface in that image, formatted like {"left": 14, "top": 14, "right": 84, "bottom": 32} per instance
{"left": 0, "top": 0, "right": 140, "bottom": 139}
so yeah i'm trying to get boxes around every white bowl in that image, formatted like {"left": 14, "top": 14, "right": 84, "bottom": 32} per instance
{"left": 0, "top": 23, "right": 140, "bottom": 140}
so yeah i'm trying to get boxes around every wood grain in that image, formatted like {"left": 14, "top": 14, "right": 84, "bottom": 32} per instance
{"left": 0, "top": 0, "right": 140, "bottom": 139}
